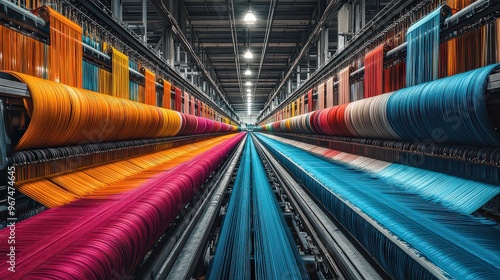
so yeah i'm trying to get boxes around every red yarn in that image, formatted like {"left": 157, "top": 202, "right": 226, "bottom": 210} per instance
{"left": 364, "top": 44, "right": 385, "bottom": 98}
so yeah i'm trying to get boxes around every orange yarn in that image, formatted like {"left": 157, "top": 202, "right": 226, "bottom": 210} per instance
{"left": 46, "top": 7, "right": 82, "bottom": 87}
{"left": 17, "top": 134, "right": 238, "bottom": 208}
{"left": 0, "top": 25, "right": 47, "bottom": 78}
{"left": 163, "top": 80, "right": 172, "bottom": 109}
{"left": 144, "top": 68, "right": 156, "bottom": 105}
{"left": 7, "top": 71, "right": 181, "bottom": 151}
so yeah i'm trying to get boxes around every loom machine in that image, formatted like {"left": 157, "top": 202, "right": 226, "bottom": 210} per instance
{"left": 255, "top": 0, "right": 500, "bottom": 279}
{"left": 0, "top": 0, "right": 500, "bottom": 279}
{"left": 0, "top": 1, "right": 253, "bottom": 279}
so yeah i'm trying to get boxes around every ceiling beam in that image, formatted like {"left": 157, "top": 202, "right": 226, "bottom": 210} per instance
{"left": 149, "top": 0, "right": 236, "bottom": 117}
{"left": 226, "top": 0, "right": 244, "bottom": 104}
{"left": 253, "top": 0, "right": 277, "bottom": 100}
{"left": 262, "top": 0, "right": 347, "bottom": 112}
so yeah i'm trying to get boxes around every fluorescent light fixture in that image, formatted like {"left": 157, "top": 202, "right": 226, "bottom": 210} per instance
{"left": 245, "top": 81, "right": 252, "bottom": 86}
{"left": 247, "top": 93, "right": 252, "bottom": 97}
{"left": 244, "top": 69, "right": 252, "bottom": 76}
{"left": 244, "top": 11, "right": 256, "bottom": 24}
{"left": 246, "top": 88, "right": 251, "bottom": 92}
{"left": 244, "top": 50, "right": 253, "bottom": 59}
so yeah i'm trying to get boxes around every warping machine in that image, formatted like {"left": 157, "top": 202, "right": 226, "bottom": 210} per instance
{"left": 255, "top": 0, "right": 500, "bottom": 279}
{"left": 0, "top": 1, "right": 252, "bottom": 278}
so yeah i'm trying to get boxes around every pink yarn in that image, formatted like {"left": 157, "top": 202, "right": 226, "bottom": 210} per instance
{"left": 0, "top": 133, "right": 244, "bottom": 279}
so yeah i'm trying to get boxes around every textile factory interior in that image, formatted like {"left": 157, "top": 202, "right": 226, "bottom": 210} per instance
{"left": 0, "top": 0, "right": 500, "bottom": 279}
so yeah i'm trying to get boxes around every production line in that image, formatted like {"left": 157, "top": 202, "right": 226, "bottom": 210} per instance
{"left": 1, "top": 0, "right": 500, "bottom": 279}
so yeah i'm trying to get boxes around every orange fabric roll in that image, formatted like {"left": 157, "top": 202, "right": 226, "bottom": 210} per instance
{"left": 8, "top": 72, "right": 182, "bottom": 151}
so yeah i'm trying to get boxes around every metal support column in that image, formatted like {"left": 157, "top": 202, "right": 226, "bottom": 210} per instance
{"left": 287, "top": 78, "right": 292, "bottom": 95}
{"left": 158, "top": 2, "right": 174, "bottom": 65}
{"left": 112, "top": 0, "right": 122, "bottom": 21}
{"left": 176, "top": 44, "right": 181, "bottom": 66}
{"left": 142, "top": 0, "right": 148, "bottom": 43}
{"left": 323, "top": 28, "right": 329, "bottom": 63}
{"left": 317, "top": 39, "right": 322, "bottom": 67}
{"left": 296, "top": 65, "right": 301, "bottom": 88}
{"left": 307, "top": 53, "right": 311, "bottom": 79}
{"left": 338, "top": 3, "right": 350, "bottom": 49}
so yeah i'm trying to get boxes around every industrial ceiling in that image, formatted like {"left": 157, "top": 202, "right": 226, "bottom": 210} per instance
{"left": 103, "top": 0, "right": 387, "bottom": 120}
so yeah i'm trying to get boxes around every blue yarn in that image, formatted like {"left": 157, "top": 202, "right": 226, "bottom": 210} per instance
{"left": 249, "top": 135, "right": 308, "bottom": 280}
{"left": 129, "top": 59, "right": 139, "bottom": 101}
{"left": 256, "top": 133, "right": 500, "bottom": 280}
{"left": 82, "top": 61, "right": 99, "bottom": 92}
{"left": 264, "top": 133, "right": 500, "bottom": 215}
{"left": 209, "top": 138, "right": 252, "bottom": 280}
{"left": 406, "top": 6, "right": 449, "bottom": 86}
{"left": 387, "top": 64, "right": 500, "bottom": 147}
{"left": 82, "top": 35, "right": 99, "bottom": 92}
{"left": 209, "top": 135, "right": 309, "bottom": 279}
{"left": 376, "top": 164, "right": 500, "bottom": 214}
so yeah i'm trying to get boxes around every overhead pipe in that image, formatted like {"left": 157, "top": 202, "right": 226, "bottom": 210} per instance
{"left": 254, "top": 0, "right": 277, "bottom": 96}
{"left": 227, "top": 0, "right": 244, "bottom": 103}
{"left": 2, "top": 0, "right": 45, "bottom": 25}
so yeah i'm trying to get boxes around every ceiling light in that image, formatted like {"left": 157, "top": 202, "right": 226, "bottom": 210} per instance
{"left": 244, "top": 50, "right": 253, "bottom": 59}
{"left": 244, "top": 69, "right": 252, "bottom": 76}
{"left": 247, "top": 93, "right": 252, "bottom": 97}
{"left": 244, "top": 11, "right": 256, "bottom": 24}
{"left": 246, "top": 88, "right": 251, "bottom": 92}
{"left": 245, "top": 81, "right": 252, "bottom": 86}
